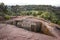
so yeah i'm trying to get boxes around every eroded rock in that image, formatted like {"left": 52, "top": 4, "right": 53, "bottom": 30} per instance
{"left": 0, "top": 24, "right": 59, "bottom": 40}
{"left": 5, "top": 16, "right": 60, "bottom": 37}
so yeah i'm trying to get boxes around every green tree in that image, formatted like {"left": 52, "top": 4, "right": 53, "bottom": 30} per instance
{"left": 0, "top": 3, "right": 8, "bottom": 16}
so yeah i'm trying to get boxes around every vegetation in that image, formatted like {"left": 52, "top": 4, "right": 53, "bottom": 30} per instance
{"left": 4, "top": 15, "right": 10, "bottom": 20}
{"left": 0, "top": 3, "right": 60, "bottom": 25}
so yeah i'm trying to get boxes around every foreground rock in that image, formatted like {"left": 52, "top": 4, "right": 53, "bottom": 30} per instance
{"left": 0, "top": 24, "right": 60, "bottom": 40}
{"left": 5, "top": 16, "right": 60, "bottom": 37}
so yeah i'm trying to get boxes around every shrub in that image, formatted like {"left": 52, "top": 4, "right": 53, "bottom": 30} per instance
{"left": 40, "top": 12, "right": 51, "bottom": 20}
{"left": 4, "top": 15, "right": 10, "bottom": 20}
{"left": 57, "top": 20, "right": 60, "bottom": 25}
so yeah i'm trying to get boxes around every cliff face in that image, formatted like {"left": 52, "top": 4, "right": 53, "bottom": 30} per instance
{"left": 5, "top": 16, "right": 60, "bottom": 37}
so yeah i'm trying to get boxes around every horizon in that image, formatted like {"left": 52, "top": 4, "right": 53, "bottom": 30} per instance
{"left": 0, "top": 0, "right": 60, "bottom": 6}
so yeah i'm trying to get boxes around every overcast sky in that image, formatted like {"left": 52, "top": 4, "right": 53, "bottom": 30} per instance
{"left": 0, "top": 0, "right": 60, "bottom": 6}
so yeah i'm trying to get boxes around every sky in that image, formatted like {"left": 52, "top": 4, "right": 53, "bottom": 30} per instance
{"left": 0, "top": 0, "right": 60, "bottom": 6}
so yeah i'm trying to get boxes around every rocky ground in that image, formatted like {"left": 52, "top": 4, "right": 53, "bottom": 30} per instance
{"left": 0, "top": 24, "right": 60, "bottom": 40}
{"left": 0, "top": 16, "right": 60, "bottom": 40}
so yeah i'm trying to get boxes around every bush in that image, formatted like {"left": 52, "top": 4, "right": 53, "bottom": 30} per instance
{"left": 40, "top": 12, "right": 51, "bottom": 20}
{"left": 57, "top": 20, "right": 60, "bottom": 25}
{"left": 4, "top": 15, "right": 10, "bottom": 20}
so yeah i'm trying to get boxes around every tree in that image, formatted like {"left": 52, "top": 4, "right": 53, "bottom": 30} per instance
{"left": 0, "top": 3, "right": 8, "bottom": 16}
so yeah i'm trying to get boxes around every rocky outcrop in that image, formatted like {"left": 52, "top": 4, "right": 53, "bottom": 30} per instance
{"left": 0, "top": 24, "right": 59, "bottom": 40}
{"left": 5, "top": 16, "right": 60, "bottom": 37}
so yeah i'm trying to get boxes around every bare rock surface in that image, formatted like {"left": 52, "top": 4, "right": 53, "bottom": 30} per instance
{"left": 0, "top": 24, "right": 60, "bottom": 40}
{"left": 5, "top": 16, "right": 60, "bottom": 37}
